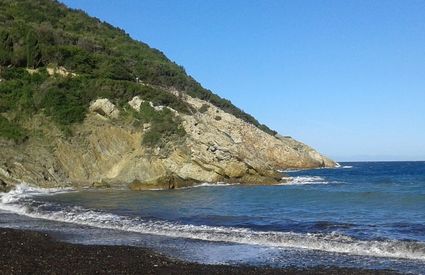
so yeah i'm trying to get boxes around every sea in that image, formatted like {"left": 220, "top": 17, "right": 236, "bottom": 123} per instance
{"left": 1, "top": 161, "right": 425, "bottom": 274}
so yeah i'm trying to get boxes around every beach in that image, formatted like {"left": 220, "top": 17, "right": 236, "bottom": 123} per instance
{"left": 0, "top": 228, "right": 398, "bottom": 275}
{"left": 1, "top": 162, "right": 424, "bottom": 274}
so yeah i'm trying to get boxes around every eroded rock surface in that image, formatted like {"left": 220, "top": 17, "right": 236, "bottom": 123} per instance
{"left": 0, "top": 91, "right": 336, "bottom": 190}
{"left": 89, "top": 98, "right": 120, "bottom": 119}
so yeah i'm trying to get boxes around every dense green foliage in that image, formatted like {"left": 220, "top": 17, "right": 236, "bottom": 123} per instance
{"left": 0, "top": 68, "right": 89, "bottom": 134}
{"left": 0, "top": 67, "right": 190, "bottom": 130}
{"left": 0, "top": 0, "right": 276, "bottom": 136}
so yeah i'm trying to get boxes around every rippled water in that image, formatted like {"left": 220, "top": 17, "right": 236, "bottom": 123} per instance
{"left": 1, "top": 162, "right": 425, "bottom": 273}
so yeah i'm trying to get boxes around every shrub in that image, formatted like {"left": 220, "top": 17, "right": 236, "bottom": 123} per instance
{"left": 199, "top": 104, "right": 209, "bottom": 113}
{"left": 40, "top": 82, "right": 87, "bottom": 125}
{"left": 141, "top": 107, "right": 186, "bottom": 146}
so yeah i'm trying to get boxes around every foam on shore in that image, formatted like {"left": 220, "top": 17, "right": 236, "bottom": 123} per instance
{"left": 1, "top": 184, "right": 424, "bottom": 261}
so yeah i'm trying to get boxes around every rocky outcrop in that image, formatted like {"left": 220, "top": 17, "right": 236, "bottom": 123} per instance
{"left": 26, "top": 66, "right": 77, "bottom": 77}
{"left": 128, "top": 96, "right": 172, "bottom": 112}
{"left": 0, "top": 91, "right": 336, "bottom": 190}
{"left": 128, "top": 96, "right": 144, "bottom": 111}
{"left": 0, "top": 140, "right": 69, "bottom": 188}
{"left": 0, "top": 178, "right": 12, "bottom": 192}
{"left": 89, "top": 98, "right": 120, "bottom": 119}
{"left": 275, "top": 135, "right": 335, "bottom": 168}
{"left": 175, "top": 94, "right": 335, "bottom": 180}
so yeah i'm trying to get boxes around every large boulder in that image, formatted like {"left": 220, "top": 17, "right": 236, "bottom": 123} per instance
{"left": 0, "top": 178, "right": 12, "bottom": 192}
{"left": 89, "top": 98, "right": 120, "bottom": 119}
{"left": 128, "top": 96, "right": 144, "bottom": 111}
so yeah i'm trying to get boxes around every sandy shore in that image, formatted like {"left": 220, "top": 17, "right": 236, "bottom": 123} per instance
{"left": 0, "top": 228, "right": 398, "bottom": 275}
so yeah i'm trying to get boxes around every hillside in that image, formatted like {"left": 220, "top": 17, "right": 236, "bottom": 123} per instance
{"left": 0, "top": 0, "right": 335, "bottom": 190}
{"left": 0, "top": 0, "right": 275, "bottom": 135}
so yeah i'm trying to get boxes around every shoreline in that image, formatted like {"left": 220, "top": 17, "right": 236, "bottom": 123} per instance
{"left": 0, "top": 228, "right": 398, "bottom": 275}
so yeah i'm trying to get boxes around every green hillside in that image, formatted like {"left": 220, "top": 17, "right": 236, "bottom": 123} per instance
{"left": 0, "top": 0, "right": 276, "bottom": 143}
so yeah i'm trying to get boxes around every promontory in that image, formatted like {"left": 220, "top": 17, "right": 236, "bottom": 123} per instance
{"left": 0, "top": 0, "right": 336, "bottom": 191}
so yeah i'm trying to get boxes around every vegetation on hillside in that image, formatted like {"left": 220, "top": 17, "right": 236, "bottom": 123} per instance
{"left": 0, "top": 66, "right": 190, "bottom": 142}
{"left": 0, "top": 115, "right": 27, "bottom": 143}
{"left": 0, "top": 0, "right": 277, "bottom": 140}
{"left": 123, "top": 102, "right": 186, "bottom": 146}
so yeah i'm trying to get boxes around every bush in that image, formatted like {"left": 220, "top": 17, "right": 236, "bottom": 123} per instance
{"left": 199, "top": 104, "right": 209, "bottom": 113}
{"left": 0, "top": 68, "right": 47, "bottom": 114}
{"left": 39, "top": 80, "right": 87, "bottom": 125}
{"left": 139, "top": 106, "right": 186, "bottom": 146}
{"left": 0, "top": 67, "right": 31, "bottom": 81}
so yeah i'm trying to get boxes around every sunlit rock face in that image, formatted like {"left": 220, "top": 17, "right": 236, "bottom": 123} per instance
{"left": 0, "top": 90, "right": 335, "bottom": 190}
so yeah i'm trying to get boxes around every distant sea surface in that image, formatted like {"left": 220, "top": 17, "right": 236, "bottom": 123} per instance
{"left": 1, "top": 162, "right": 425, "bottom": 274}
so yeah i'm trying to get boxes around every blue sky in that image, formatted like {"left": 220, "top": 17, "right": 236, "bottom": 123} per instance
{"left": 61, "top": 0, "right": 425, "bottom": 161}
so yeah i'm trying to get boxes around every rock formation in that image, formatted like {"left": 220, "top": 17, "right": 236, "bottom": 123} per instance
{"left": 0, "top": 0, "right": 336, "bottom": 191}
{"left": 0, "top": 88, "right": 336, "bottom": 190}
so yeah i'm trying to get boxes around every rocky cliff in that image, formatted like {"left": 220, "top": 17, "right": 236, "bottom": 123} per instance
{"left": 0, "top": 86, "right": 335, "bottom": 190}
{"left": 0, "top": 0, "right": 336, "bottom": 191}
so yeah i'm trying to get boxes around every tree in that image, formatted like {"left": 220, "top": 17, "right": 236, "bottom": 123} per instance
{"left": 26, "top": 30, "right": 42, "bottom": 68}
{"left": 0, "top": 30, "right": 13, "bottom": 65}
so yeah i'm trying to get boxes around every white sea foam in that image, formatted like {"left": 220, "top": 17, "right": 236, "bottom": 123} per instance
{"left": 133, "top": 182, "right": 240, "bottom": 191}
{"left": 278, "top": 169, "right": 303, "bottom": 173}
{"left": 278, "top": 163, "right": 347, "bottom": 173}
{"left": 281, "top": 176, "right": 329, "bottom": 185}
{"left": 190, "top": 182, "right": 240, "bottom": 188}
{"left": 1, "top": 184, "right": 425, "bottom": 261}
{"left": 0, "top": 183, "right": 74, "bottom": 204}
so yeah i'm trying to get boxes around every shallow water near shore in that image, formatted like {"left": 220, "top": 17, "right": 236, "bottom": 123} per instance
{"left": 1, "top": 161, "right": 425, "bottom": 274}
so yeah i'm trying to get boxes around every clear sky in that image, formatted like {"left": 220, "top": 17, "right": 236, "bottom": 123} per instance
{"left": 61, "top": 0, "right": 425, "bottom": 161}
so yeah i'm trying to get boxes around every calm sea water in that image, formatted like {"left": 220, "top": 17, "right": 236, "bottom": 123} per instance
{"left": 1, "top": 162, "right": 425, "bottom": 273}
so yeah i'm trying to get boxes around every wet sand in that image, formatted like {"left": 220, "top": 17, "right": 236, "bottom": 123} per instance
{"left": 0, "top": 228, "right": 397, "bottom": 274}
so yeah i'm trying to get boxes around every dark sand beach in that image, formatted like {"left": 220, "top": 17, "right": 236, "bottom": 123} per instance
{"left": 0, "top": 228, "right": 397, "bottom": 275}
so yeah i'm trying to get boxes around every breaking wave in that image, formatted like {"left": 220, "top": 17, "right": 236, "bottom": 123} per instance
{"left": 0, "top": 184, "right": 74, "bottom": 204}
{"left": 282, "top": 176, "right": 330, "bottom": 185}
{"left": 1, "top": 184, "right": 425, "bottom": 261}
{"left": 183, "top": 182, "right": 240, "bottom": 189}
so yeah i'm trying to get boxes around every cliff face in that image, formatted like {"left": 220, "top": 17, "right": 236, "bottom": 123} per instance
{"left": 0, "top": 0, "right": 336, "bottom": 190}
{"left": 0, "top": 89, "right": 335, "bottom": 190}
